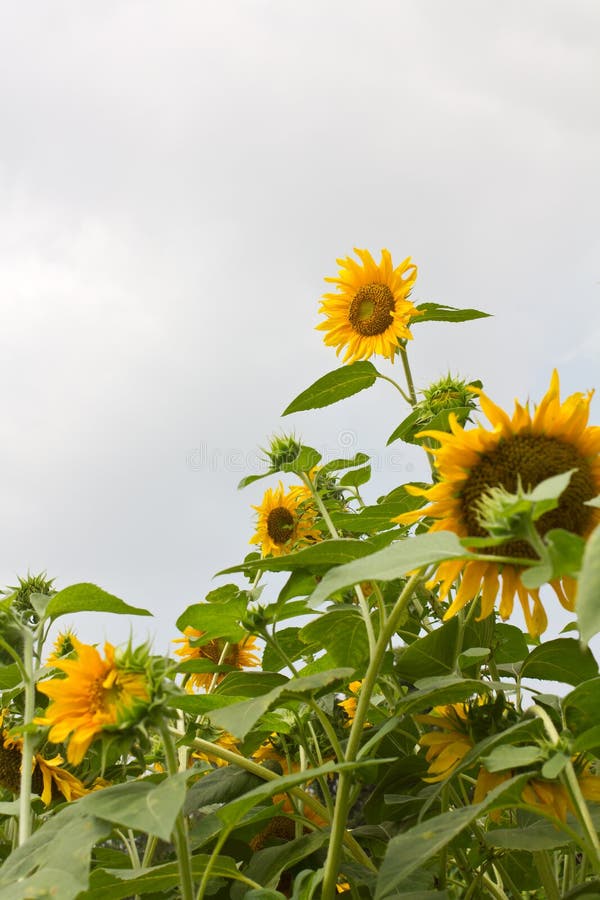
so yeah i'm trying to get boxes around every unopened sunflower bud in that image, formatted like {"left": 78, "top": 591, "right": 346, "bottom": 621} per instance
{"left": 474, "top": 482, "right": 531, "bottom": 539}
{"left": 262, "top": 433, "right": 303, "bottom": 472}
{"left": 415, "top": 374, "right": 479, "bottom": 430}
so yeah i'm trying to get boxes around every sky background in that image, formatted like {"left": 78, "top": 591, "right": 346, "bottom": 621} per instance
{"left": 1, "top": 1, "right": 599, "bottom": 656}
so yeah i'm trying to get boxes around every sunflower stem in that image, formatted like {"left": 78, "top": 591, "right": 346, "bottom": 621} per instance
{"left": 18, "top": 627, "right": 35, "bottom": 847}
{"left": 398, "top": 345, "right": 418, "bottom": 405}
{"left": 299, "top": 471, "right": 377, "bottom": 657}
{"left": 374, "top": 371, "right": 413, "bottom": 405}
{"left": 533, "top": 851, "right": 561, "bottom": 900}
{"left": 321, "top": 569, "right": 425, "bottom": 900}
{"left": 159, "top": 723, "right": 195, "bottom": 900}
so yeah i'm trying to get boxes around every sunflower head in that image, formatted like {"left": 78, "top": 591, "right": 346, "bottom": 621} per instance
{"left": 396, "top": 371, "right": 600, "bottom": 636}
{"left": 46, "top": 628, "right": 82, "bottom": 666}
{"left": 250, "top": 481, "right": 321, "bottom": 557}
{"left": 317, "top": 248, "right": 420, "bottom": 363}
{"left": 174, "top": 627, "right": 261, "bottom": 692}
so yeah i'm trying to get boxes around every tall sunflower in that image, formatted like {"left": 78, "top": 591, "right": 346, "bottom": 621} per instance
{"left": 317, "top": 248, "right": 420, "bottom": 363}
{"left": 35, "top": 642, "right": 150, "bottom": 765}
{"left": 250, "top": 481, "right": 321, "bottom": 557}
{"left": 174, "top": 627, "right": 261, "bottom": 692}
{"left": 396, "top": 371, "right": 600, "bottom": 636}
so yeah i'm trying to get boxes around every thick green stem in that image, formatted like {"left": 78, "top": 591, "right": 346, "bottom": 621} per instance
{"left": 18, "top": 628, "right": 35, "bottom": 846}
{"left": 160, "top": 724, "right": 195, "bottom": 900}
{"left": 533, "top": 851, "right": 560, "bottom": 900}
{"left": 398, "top": 345, "right": 417, "bottom": 405}
{"left": 321, "top": 570, "right": 424, "bottom": 899}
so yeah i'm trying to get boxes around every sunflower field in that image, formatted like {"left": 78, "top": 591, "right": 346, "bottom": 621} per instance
{"left": 2, "top": 248, "right": 600, "bottom": 900}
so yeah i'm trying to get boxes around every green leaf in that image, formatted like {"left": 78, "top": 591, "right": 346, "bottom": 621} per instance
{"left": 0, "top": 868, "right": 86, "bottom": 900}
{"left": 85, "top": 856, "right": 247, "bottom": 900}
{"left": 576, "top": 524, "right": 600, "bottom": 647}
{"left": 458, "top": 647, "right": 491, "bottom": 671}
{"left": 529, "top": 469, "right": 577, "bottom": 504}
{"left": 79, "top": 772, "right": 190, "bottom": 841}
{"left": 494, "top": 623, "right": 529, "bottom": 664}
{"left": 374, "top": 774, "right": 529, "bottom": 899}
{"left": 545, "top": 528, "right": 585, "bottom": 579}
{"left": 282, "top": 362, "right": 378, "bottom": 415}
{"left": 329, "top": 494, "right": 422, "bottom": 535}
{"left": 214, "top": 672, "right": 288, "bottom": 697}
{"left": 238, "top": 471, "right": 271, "bottom": 490}
{"left": 541, "top": 751, "right": 569, "bottom": 779}
{"left": 45, "top": 583, "right": 151, "bottom": 621}
{"left": 299, "top": 609, "right": 370, "bottom": 669}
{"left": 395, "top": 618, "right": 460, "bottom": 681}
{"left": 396, "top": 676, "right": 494, "bottom": 719}
{"left": 280, "top": 445, "right": 322, "bottom": 475}
{"left": 309, "top": 531, "right": 471, "bottom": 607}
{"left": 205, "top": 584, "right": 245, "bottom": 604}
{"left": 261, "top": 626, "right": 311, "bottom": 672}
{"left": 482, "top": 745, "right": 545, "bottom": 773}
{"left": 412, "top": 302, "right": 491, "bottom": 324}
{"left": 386, "top": 409, "right": 422, "bottom": 446}
{"left": 563, "top": 677, "right": 600, "bottom": 735}
{"left": 175, "top": 596, "right": 248, "bottom": 639}
{"left": 209, "top": 668, "right": 353, "bottom": 739}
{"left": 184, "top": 764, "right": 266, "bottom": 814}
{"left": 320, "top": 452, "right": 370, "bottom": 474}
{"left": 339, "top": 464, "right": 371, "bottom": 488}
{"left": 220, "top": 538, "right": 376, "bottom": 576}
{"left": 572, "top": 723, "right": 600, "bottom": 754}
{"left": 0, "top": 804, "right": 110, "bottom": 893}
{"left": 232, "top": 832, "right": 330, "bottom": 898}
{"left": 520, "top": 638, "right": 599, "bottom": 686}
{"left": 485, "top": 819, "right": 571, "bottom": 851}
{"left": 0, "top": 663, "right": 22, "bottom": 690}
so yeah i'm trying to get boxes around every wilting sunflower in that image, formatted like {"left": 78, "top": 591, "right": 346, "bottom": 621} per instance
{"left": 396, "top": 371, "right": 600, "bottom": 636}
{"left": 317, "top": 248, "right": 420, "bottom": 364}
{"left": 250, "top": 481, "right": 321, "bottom": 557}
{"left": 35, "top": 642, "right": 150, "bottom": 765}
{"left": 174, "top": 627, "right": 261, "bottom": 692}
{"left": 0, "top": 712, "right": 88, "bottom": 805}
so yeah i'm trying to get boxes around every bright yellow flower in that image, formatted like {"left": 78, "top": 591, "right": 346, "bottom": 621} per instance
{"left": 417, "top": 702, "right": 476, "bottom": 783}
{"left": 396, "top": 371, "right": 600, "bottom": 636}
{"left": 0, "top": 712, "right": 88, "bottom": 805}
{"left": 35, "top": 642, "right": 149, "bottom": 765}
{"left": 250, "top": 481, "right": 321, "bottom": 557}
{"left": 174, "top": 628, "right": 260, "bottom": 692}
{"left": 338, "top": 681, "right": 362, "bottom": 725}
{"left": 317, "top": 248, "right": 420, "bottom": 364}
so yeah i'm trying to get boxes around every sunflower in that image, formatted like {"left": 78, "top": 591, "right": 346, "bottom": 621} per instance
{"left": 317, "top": 248, "right": 420, "bottom": 364}
{"left": 250, "top": 481, "right": 321, "bottom": 557}
{"left": 174, "top": 627, "right": 261, "bottom": 692}
{"left": 338, "top": 681, "right": 362, "bottom": 725}
{"left": 396, "top": 371, "right": 600, "bottom": 636}
{"left": 35, "top": 642, "right": 150, "bottom": 765}
{"left": 0, "top": 712, "right": 88, "bottom": 805}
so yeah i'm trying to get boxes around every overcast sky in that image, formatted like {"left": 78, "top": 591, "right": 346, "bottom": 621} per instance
{"left": 1, "top": 1, "right": 599, "bottom": 652}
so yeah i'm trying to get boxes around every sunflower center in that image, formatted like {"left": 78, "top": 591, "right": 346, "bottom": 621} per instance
{"left": 460, "top": 434, "right": 595, "bottom": 558}
{"left": 348, "top": 283, "right": 395, "bottom": 336}
{"left": 267, "top": 506, "right": 296, "bottom": 545}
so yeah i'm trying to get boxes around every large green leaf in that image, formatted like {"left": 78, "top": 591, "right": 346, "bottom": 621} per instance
{"left": 85, "top": 855, "right": 247, "bottom": 899}
{"left": 299, "top": 609, "right": 370, "bottom": 669}
{"left": 329, "top": 492, "right": 423, "bottom": 534}
{"left": 563, "top": 677, "right": 600, "bottom": 735}
{"left": 484, "top": 819, "right": 571, "bottom": 851}
{"left": 0, "top": 804, "right": 110, "bottom": 894}
{"left": 45, "top": 583, "right": 151, "bottom": 621}
{"left": 520, "top": 638, "right": 598, "bottom": 686}
{"left": 209, "top": 668, "right": 353, "bottom": 739}
{"left": 231, "top": 832, "right": 330, "bottom": 898}
{"left": 220, "top": 538, "right": 376, "bottom": 576}
{"left": 78, "top": 772, "right": 190, "bottom": 841}
{"left": 282, "top": 362, "right": 378, "bottom": 415}
{"left": 576, "top": 524, "right": 600, "bottom": 647}
{"left": 309, "top": 531, "right": 471, "bottom": 607}
{"left": 412, "top": 302, "right": 491, "bottom": 324}
{"left": 374, "top": 774, "right": 529, "bottom": 899}
{"left": 175, "top": 595, "right": 248, "bottom": 639}
{"left": 395, "top": 618, "right": 459, "bottom": 681}
{"left": 0, "top": 868, "right": 86, "bottom": 900}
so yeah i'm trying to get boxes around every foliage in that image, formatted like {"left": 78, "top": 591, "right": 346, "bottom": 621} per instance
{"left": 1, "top": 247, "right": 600, "bottom": 899}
